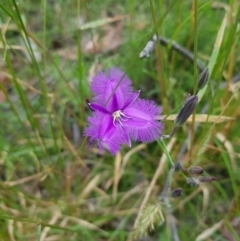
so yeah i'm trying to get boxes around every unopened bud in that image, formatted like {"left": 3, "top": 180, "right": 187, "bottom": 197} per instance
{"left": 199, "top": 176, "right": 217, "bottom": 183}
{"left": 85, "top": 99, "right": 93, "bottom": 111}
{"left": 188, "top": 166, "right": 204, "bottom": 175}
{"left": 186, "top": 177, "right": 199, "bottom": 187}
{"left": 171, "top": 188, "right": 183, "bottom": 198}
{"left": 196, "top": 68, "right": 209, "bottom": 91}
{"left": 175, "top": 95, "right": 198, "bottom": 126}
{"left": 172, "top": 162, "right": 183, "bottom": 172}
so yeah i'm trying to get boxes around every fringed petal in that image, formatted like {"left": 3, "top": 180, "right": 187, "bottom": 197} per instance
{"left": 90, "top": 67, "right": 134, "bottom": 112}
{"left": 123, "top": 99, "right": 163, "bottom": 142}
{"left": 122, "top": 90, "right": 140, "bottom": 109}
{"left": 84, "top": 111, "right": 126, "bottom": 155}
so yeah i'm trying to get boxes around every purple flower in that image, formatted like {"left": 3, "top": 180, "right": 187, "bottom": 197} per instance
{"left": 84, "top": 67, "right": 163, "bottom": 155}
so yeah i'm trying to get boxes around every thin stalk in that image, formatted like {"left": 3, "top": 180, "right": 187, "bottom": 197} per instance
{"left": 42, "top": 0, "right": 46, "bottom": 71}
{"left": 41, "top": 0, "right": 58, "bottom": 151}
{"left": 189, "top": 0, "right": 198, "bottom": 163}
{"left": 149, "top": 0, "right": 166, "bottom": 109}
{"left": 224, "top": 0, "right": 235, "bottom": 102}
{"left": 11, "top": 0, "right": 59, "bottom": 157}
{"left": 157, "top": 139, "right": 174, "bottom": 166}
{"left": 77, "top": 0, "right": 84, "bottom": 121}
{"left": 193, "top": 0, "right": 199, "bottom": 92}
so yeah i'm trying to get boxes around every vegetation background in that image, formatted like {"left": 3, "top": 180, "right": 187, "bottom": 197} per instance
{"left": 0, "top": 0, "right": 239, "bottom": 240}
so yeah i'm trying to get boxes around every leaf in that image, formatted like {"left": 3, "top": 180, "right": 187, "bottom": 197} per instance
{"left": 197, "top": 14, "right": 227, "bottom": 101}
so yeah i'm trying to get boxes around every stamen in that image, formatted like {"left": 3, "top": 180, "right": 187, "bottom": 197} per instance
{"left": 112, "top": 110, "right": 132, "bottom": 127}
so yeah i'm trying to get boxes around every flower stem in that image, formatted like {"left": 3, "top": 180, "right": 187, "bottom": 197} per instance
{"left": 157, "top": 139, "right": 174, "bottom": 166}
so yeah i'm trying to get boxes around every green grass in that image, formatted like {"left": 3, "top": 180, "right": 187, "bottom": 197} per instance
{"left": 0, "top": 0, "right": 240, "bottom": 240}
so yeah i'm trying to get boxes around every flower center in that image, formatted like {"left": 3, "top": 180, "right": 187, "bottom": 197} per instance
{"left": 112, "top": 110, "right": 131, "bottom": 127}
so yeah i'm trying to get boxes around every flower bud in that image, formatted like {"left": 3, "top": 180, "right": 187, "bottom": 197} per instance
{"left": 174, "top": 95, "right": 198, "bottom": 126}
{"left": 196, "top": 68, "right": 209, "bottom": 91}
{"left": 172, "top": 162, "right": 183, "bottom": 172}
{"left": 188, "top": 166, "right": 204, "bottom": 175}
{"left": 186, "top": 177, "right": 199, "bottom": 187}
{"left": 85, "top": 99, "right": 93, "bottom": 111}
{"left": 171, "top": 188, "right": 183, "bottom": 198}
{"left": 199, "top": 176, "right": 217, "bottom": 183}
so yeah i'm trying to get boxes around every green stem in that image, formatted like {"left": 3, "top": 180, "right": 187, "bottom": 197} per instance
{"left": 193, "top": 0, "right": 198, "bottom": 93}
{"left": 157, "top": 139, "right": 174, "bottom": 166}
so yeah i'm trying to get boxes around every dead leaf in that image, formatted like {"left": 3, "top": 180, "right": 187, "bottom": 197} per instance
{"left": 195, "top": 220, "right": 223, "bottom": 241}
{"left": 81, "top": 33, "right": 100, "bottom": 54}
{"left": 88, "top": 61, "right": 102, "bottom": 83}
{"left": 57, "top": 46, "right": 78, "bottom": 60}
{"left": 229, "top": 81, "right": 240, "bottom": 99}
{"left": 79, "top": 15, "right": 128, "bottom": 30}
{"left": 157, "top": 114, "right": 235, "bottom": 123}
{"left": 221, "top": 217, "right": 240, "bottom": 241}
{"left": 100, "top": 21, "right": 123, "bottom": 53}
{"left": 215, "top": 132, "right": 237, "bottom": 171}
{"left": 81, "top": 21, "right": 123, "bottom": 54}
{"left": 57, "top": 23, "right": 123, "bottom": 58}
{"left": 58, "top": 20, "right": 123, "bottom": 58}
